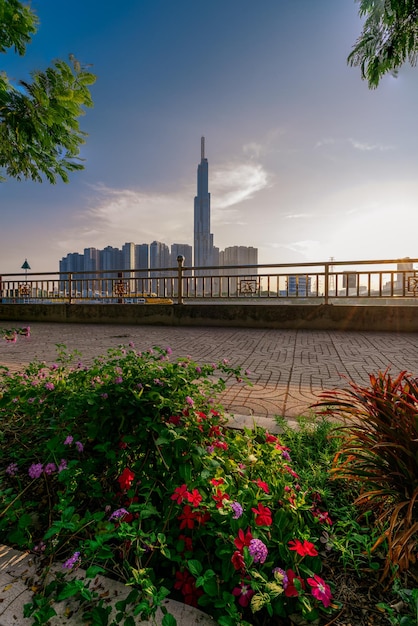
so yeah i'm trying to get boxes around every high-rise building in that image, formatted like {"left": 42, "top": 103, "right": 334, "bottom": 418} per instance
{"left": 194, "top": 137, "right": 214, "bottom": 269}
{"left": 135, "top": 243, "right": 149, "bottom": 293}
{"left": 219, "top": 246, "right": 258, "bottom": 295}
{"left": 171, "top": 243, "right": 193, "bottom": 273}
{"left": 150, "top": 241, "right": 171, "bottom": 294}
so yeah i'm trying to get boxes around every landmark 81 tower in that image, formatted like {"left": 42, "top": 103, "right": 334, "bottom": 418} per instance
{"left": 194, "top": 137, "right": 214, "bottom": 269}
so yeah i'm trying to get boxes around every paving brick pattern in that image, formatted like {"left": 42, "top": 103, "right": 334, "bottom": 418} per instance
{"left": 2, "top": 322, "right": 418, "bottom": 423}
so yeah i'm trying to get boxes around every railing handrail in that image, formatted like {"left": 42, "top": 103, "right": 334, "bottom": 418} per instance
{"left": 1, "top": 257, "right": 418, "bottom": 279}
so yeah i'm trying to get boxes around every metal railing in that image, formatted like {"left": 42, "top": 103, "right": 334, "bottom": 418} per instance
{"left": 1, "top": 257, "right": 418, "bottom": 305}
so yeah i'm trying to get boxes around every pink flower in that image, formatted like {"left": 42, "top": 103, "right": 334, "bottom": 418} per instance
{"left": 44, "top": 463, "right": 56, "bottom": 475}
{"left": 232, "top": 582, "right": 254, "bottom": 607}
{"left": 307, "top": 575, "right": 332, "bottom": 607}
{"left": 28, "top": 463, "right": 43, "bottom": 479}
{"left": 185, "top": 396, "right": 194, "bottom": 406}
{"left": 44, "top": 382, "right": 54, "bottom": 390}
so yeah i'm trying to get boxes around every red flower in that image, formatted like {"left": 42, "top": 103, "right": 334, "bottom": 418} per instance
{"left": 174, "top": 570, "right": 203, "bottom": 607}
{"left": 208, "top": 425, "right": 221, "bottom": 438}
{"left": 186, "top": 488, "right": 202, "bottom": 507}
{"left": 195, "top": 509, "right": 210, "bottom": 525}
{"left": 212, "top": 487, "right": 230, "bottom": 508}
{"left": 231, "top": 550, "right": 245, "bottom": 571}
{"left": 307, "top": 575, "right": 332, "bottom": 607}
{"left": 168, "top": 415, "right": 182, "bottom": 426}
{"left": 210, "top": 478, "right": 224, "bottom": 486}
{"left": 254, "top": 478, "right": 269, "bottom": 493}
{"left": 171, "top": 484, "right": 189, "bottom": 504}
{"left": 117, "top": 468, "right": 135, "bottom": 491}
{"left": 234, "top": 528, "right": 253, "bottom": 551}
{"left": 178, "top": 505, "right": 197, "bottom": 530}
{"left": 251, "top": 502, "right": 273, "bottom": 526}
{"left": 265, "top": 432, "right": 278, "bottom": 443}
{"left": 288, "top": 538, "right": 318, "bottom": 557}
{"left": 284, "top": 569, "right": 305, "bottom": 598}
{"left": 178, "top": 535, "right": 193, "bottom": 553}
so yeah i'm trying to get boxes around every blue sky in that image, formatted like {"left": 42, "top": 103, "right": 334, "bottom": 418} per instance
{"left": 2, "top": 0, "right": 418, "bottom": 274}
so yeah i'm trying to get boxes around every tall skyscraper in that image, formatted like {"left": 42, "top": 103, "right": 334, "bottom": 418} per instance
{"left": 194, "top": 137, "right": 214, "bottom": 269}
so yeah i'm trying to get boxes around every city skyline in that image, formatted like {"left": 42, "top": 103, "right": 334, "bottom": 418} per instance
{"left": 2, "top": 1, "right": 418, "bottom": 275}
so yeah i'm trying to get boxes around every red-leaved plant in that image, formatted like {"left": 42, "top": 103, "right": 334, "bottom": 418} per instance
{"left": 315, "top": 370, "right": 418, "bottom": 580}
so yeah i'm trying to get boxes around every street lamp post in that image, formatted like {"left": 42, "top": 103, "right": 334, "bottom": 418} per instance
{"left": 20, "top": 259, "right": 31, "bottom": 302}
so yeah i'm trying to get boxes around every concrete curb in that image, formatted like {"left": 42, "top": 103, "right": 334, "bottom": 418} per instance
{"left": 0, "top": 546, "right": 214, "bottom": 625}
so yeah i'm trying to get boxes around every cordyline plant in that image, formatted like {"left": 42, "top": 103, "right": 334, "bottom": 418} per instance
{"left": 0, "top": 344, "right": 336, "bottom": 625}
{"left": 315, "top": 369, "right": 418, "bottom": 581}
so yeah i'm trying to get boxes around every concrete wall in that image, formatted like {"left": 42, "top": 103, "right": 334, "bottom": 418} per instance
{"left": 1, "top": 303, "right": 418, "bottom": 332}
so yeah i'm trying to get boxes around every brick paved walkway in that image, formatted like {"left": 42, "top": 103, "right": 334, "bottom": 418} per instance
{"left": 2, "top": 322, "right": 418, "bottom": 425}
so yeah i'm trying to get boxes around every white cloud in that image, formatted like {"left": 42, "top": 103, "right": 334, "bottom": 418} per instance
{"left": 315, "top": 137, "right": 335, "bottom": 148}
{"left": 284, "top": 213, "right": 311, "bottom": 219}
{"left": 211, "top": 162, "right": 271, "bottom": 209}
{"left": 55, "top": 161, "right": 270, "bottom": 255}
{"left": 348, "top": 138, "right": 393, "bottom": 152}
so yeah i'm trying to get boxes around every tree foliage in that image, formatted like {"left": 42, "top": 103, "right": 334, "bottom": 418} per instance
{"left": 350, "top": 0, "right": 418, "bottom": 88}
{"left": 0, "top": 0, "right": 95, "bottom": 183}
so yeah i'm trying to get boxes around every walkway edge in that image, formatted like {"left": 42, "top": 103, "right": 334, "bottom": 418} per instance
{"left": 0, "top": 545, "right": 214, "bottom": 625}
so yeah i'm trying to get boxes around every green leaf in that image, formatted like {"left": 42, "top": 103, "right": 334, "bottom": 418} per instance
{"left": 85, "top": 565, "right": 106, "bottom": 578}
{"left": 161, "top": 614, "right": 177, "bottom": 626}
{"left": 187, "top": 559, "right": 203, "bottom": 577}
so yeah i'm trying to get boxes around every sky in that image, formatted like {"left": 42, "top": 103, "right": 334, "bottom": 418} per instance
{"left": 2, "top": 0, "right": 418, "bottom": 274}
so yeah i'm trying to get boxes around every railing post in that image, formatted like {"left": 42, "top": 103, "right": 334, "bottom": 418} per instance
{"left": 177, "top": 255, "right": 184, "bottom": 304}
{"left": 324, "top": 263, "right": 329, "bottom": 305}
{"left": 68, "top": 273, "right": 73, "bottom": 304}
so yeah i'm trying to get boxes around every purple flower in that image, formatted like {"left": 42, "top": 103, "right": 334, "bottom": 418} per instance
{"left": 44, "top": 463, "right": 56, "bottom": 475}
{"left": 64, "top": 435, "right": 73, "bottom": 446}
{"left": 75, "top": 441, "right": 84, "bottom": 453}
{"left": 50, "top": 364, "right": 58, "bottom": 370}
{"left": 62, "top": 551, "right": 80, "bottom": 570}
{"left": 44, "top": 382, "right": 55, "bottom": 391}
{"left": 185, "top": 396, "right": 194, "bottom": 407}
{"left": 231, "top": 501, "right": 244, "bottom": 519}
{"left": 282, "top": 450, "right": 291, "bottom": 461}
{"left": 58, "top": 459, "right": 68, "bottom": 473}
{"left": 153, "top": 378, "right": 164, "bottom": 386}
{"left": 6, "top": 462, "right": 18, "bottom": 476}
{"left": 109, "top": 508, "right": 129, "bottom": 521}
{"left": 101, "top": 392, "right": 108, "bottom": 399}
{"left": 248, "top": 538, "right": 268, "bottom": 564}
{"left": 195, "top": 367, "right": 202, "bottom": 374}
{"left": 273, "top": 567, "right": 289, "bottom": 588}
{"left": 28, "top": 397, "right": 35, "bottom": 404}
{"left": 166, "top": 346, "right": 173, "bottom": 355}
{"left": 28, "top": 463, "right": 43, "bottom": 479}
{"left": 114, "top": 376, "right": 123, "bottom": 384}
{"left": 206, "top": 445, "right": 215, "bottom": 454}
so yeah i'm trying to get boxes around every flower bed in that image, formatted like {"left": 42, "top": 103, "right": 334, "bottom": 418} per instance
{"left": 0, "top": 343, "right": 416, "bottom": 625}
